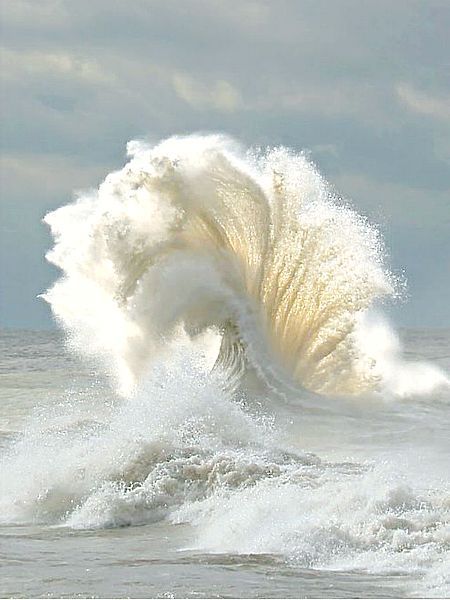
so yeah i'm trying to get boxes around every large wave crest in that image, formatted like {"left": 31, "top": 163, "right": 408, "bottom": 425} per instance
{"left": 43, "top": 134, "right": 446, "bottom": 397}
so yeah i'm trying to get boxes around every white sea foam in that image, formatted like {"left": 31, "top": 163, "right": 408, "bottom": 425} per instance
{"left": 1, "top": 340, "right": 448, "bottom": 595}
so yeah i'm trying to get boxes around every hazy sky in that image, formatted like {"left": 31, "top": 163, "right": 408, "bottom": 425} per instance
{"left": 1, "top": 0, "right": 449, "bottom": 329}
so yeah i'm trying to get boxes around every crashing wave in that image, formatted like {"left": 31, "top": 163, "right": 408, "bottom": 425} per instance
{"left": 43, "top": 134, "right": 447, "bottom": 397}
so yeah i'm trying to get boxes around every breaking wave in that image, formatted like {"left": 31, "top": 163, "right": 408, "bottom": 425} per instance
{"left": 42, "top": 134, "right": 447, "bottom": 397}
{"left": 1, "top": 135, "right": 449, "bottom": 597}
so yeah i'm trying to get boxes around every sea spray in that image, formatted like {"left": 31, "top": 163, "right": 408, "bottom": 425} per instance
{"left": 43, "top": 134, "right": 433, "bottom": 397}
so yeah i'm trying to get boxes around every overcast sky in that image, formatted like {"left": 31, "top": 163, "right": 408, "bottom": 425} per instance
{"left": 1, "top": 0, "right": 449, "bottom": 329}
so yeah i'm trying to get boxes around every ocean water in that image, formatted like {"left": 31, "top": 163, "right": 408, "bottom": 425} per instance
{"left": 1, "top": 328, "right": 449, "bottom": 598}
{"left": 1, "top": 135, "right": 449, "bottom": 598}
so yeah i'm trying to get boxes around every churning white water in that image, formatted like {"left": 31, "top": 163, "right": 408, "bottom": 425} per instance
{"left": 1, "top": 136, "right": 449, "bottom": 598}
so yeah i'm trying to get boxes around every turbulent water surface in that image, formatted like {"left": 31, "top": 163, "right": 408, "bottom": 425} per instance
{"left": 1, "top": 136, "right": 449, "bottom": 598}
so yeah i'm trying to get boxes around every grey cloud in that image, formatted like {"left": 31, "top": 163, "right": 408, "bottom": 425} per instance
{"left": 1, "top": 0, "right": 449, "bottom": 327}
{"left": 397, "top": 83, "right": 450, "bottom": 122}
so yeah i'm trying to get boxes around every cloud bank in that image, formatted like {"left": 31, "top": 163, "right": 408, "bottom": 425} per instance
{"left": 1, "top": 0, "right": 449, "bottom": 327}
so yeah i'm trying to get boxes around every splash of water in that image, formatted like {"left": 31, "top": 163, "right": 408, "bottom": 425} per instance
{"left": 1, "top": 140, "right": 449, "bottom": 597}
{"left": 43, "top": 134, "right": 445, "bottom": 397}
